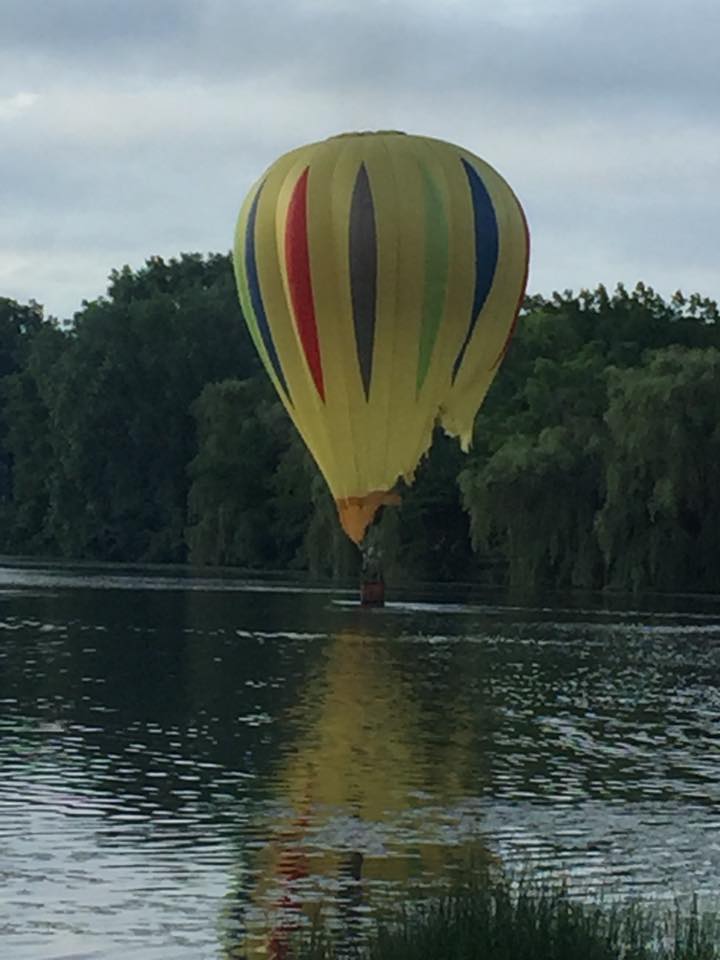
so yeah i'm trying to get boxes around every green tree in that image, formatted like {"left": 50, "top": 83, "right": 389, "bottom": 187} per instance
{"left": 302, "top": 474, "right": 361, "bottom": 580}
{"left": 0, "top": 298, "right": 46, "bottom": 508}
{"left": 3, "top": 271, "right": 719, "bottom": 592}
{"left": 186, "top": 378, "right": 312, "bottom": 568}
{"left": 43, "top": 254, "right": 256, "bottom": 561}
{"left": 372, "top": 431, "right": 478, "bottom": 583}
{"left": 1, "top": 321, "right": 68, "bottom": 552}
{"left": 597, "top": 346, "right": 720, "bottom": 592}
{"left": 460, "top": 284, "right": 720, "bottom": 591}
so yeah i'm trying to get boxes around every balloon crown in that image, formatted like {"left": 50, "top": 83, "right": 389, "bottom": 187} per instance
{"left": 329, "top": 130, "right": 407, "bottom": 139}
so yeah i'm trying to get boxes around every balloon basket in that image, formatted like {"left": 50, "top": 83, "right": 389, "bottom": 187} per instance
{"left": 360, "top": 579, "right": 385, "bottom": 607}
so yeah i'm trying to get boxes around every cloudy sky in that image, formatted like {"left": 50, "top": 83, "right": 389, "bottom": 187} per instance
{"left": 1, "top": 0, "right": 718, "bottom": 320}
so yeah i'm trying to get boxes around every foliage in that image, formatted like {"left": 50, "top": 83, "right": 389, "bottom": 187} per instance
{"left": 1, "top": 322, "right": 67, "bottom": 551}
{"left": 0, "top": 267, "right": 718, "bottom": 593}
{"left": 303, "top": 474, "right": 362, "bottom": 580}
{"left": 597, "top": 347, "right": 720, "bottom": 592}
{"left": 460, "top": 283, "right": 720, "bottom": 591}
{"left": 374, "top": 431, "right": 478, "bottom": 583}
{"left": 0, "top": 297, "right": 47, "bottom": 519}
{"left": 186, "top": 377, "right": 312, "bottom": 568}
{"left": 3, "top": 254, "right": 255, "bottom": 561}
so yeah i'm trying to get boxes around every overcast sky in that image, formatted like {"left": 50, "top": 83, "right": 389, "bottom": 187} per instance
{"left": 1, "top": 0, "right": 718, "bottom": 320}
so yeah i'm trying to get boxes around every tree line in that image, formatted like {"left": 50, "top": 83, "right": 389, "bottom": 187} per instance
{"left": 1, "top": 253, "right": 718, "bottom": 592}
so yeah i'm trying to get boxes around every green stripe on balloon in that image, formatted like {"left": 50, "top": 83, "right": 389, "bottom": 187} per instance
{"left": 416, "top": 165, "right": 449, "bottom": 393}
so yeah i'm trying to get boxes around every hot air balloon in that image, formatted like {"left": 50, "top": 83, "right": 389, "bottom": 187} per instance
{"left": 232, "top": 131, "right": 529, "bottom": 547}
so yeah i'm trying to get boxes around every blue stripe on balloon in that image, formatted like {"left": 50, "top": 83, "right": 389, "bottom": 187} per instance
{"left": 451, "top": 159, "right": 499, "bottom": 383}
{"left": 245, "top": 186, "right": 291, "bottom": 401}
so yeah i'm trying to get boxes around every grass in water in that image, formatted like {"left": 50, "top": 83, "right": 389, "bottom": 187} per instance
{"left": 290, "top": 875, "right": 720, "bottom": 960}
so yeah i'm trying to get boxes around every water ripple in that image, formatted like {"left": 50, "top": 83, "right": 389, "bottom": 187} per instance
{"left": 0, "top": 569, "right": 719, "bottom": 957}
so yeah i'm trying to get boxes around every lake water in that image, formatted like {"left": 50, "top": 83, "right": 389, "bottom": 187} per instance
{"left": 1, "top": 560, "right": 720, "bottom": 959}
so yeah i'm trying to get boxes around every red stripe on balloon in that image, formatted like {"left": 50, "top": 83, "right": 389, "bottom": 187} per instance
{"left": 285, "top": 167, "right": 325, "bottom": 401}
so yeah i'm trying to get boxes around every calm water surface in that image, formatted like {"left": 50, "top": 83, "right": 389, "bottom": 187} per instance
{"left": 1, "top": 561, "right": 720, "bottom": 959}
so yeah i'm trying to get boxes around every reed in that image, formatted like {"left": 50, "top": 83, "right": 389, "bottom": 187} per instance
{"left": 291, "top": 875, "right": 720, "bottom": 960}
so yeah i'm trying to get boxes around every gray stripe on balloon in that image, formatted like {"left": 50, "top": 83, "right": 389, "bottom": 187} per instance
{"left": 349, "top": 164, "right": 378, "bottom": 401}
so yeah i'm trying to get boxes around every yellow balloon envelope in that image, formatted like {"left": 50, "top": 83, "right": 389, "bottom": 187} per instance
{"left": 233, "top": 131, "right": 529, "bottom": 543}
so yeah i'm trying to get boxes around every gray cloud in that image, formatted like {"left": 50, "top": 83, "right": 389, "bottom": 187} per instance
{"left": 0, "top": 0, "right": 718, "bottom": 318}
{"left": 4, "top": 0, "right": 718, "bottom": 107}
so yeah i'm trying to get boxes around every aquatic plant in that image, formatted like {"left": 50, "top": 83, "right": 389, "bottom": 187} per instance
{"left": 290, "top": 876, "right": 720, "bottom": 960}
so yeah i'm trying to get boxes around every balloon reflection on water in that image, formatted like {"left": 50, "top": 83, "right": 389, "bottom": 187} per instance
{"left": 229, "top": 630, "right": 491, "bottom": 958}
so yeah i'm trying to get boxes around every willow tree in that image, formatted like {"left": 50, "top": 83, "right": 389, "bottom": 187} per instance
{"left": 187, "top": 377, "right": 313, "bottom": 569}
{"left": 460, "top": 285, "right": 720, "bottom": 592}
{"left": 459, "top": 312, "right": 611, "bottom": 591}
{"left": 597, "top": 346, "right": 720, "bottom": 592}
